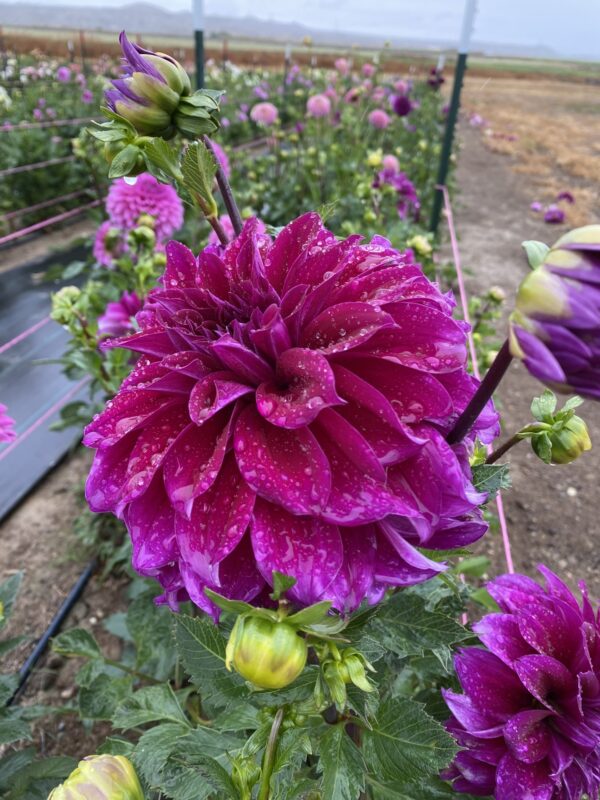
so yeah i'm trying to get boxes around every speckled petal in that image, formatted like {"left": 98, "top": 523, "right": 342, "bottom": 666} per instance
{"left": 164, "top": 241, "right": 198, "bottom": 289}
{"left": 250, "top": 499, "right": 343, "bottom": 605}
{"left": 473, "top": 613, "right": 533, "bottom": 666}
{"left": 514, "top": 654, "right": 575, "bottom": 711}
{"left": 85, "top": 431, "right": 137, "bottom": 514}
{"left": 211, "top": 334, "right": 273, "bottom": 384}
{"left": 455, "top": 649, "right": 529, "bottom": 718}
{"left": 495, "top": 752, "right": 554, "bottom": 800}
{"left": 265, "top": 212, "right": 327, "bottom": 293}
{"left": 83, "top": 390, "right": 177, "bottom": 448}
{"left": 189, "top": 371, "right": 253, "bottom": 425}
{"left": 124, "top": 476, "right": 178, "bottom": 575}
{"left": 504, "top": 710, "right": 553, "bottom": 764}
{"left": 328, "top": 525, "right": 377, "bottom": 613}
{"left": 301, "top": 301, "right": 394, "bottom": 354}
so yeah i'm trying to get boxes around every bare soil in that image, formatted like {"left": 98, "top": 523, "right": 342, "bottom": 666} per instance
{"left": 0, "top": 219, "right": 94, "bottom": 273}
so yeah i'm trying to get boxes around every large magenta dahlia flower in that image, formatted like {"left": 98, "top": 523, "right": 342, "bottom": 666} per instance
{"left": 443, "top": 566, "right": 600, "bottom": 799}
{"left": 84, "top": 214, "right": 497, "bottom": 617}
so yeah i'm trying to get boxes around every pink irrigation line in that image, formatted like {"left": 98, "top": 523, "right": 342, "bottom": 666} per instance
{"left": 0, "top": 316, "right": 51, "bottom": 355}
{"left": 0, "top": 155, "right": 75, "bottom": 178}
{"left": 439, "top": 184, "right": 515, "bottom": 574}
{"left": 0, "top": 199, "right": 101, "bottom": 246}
{"left": 0, "top": 117, "right": 102, "bottom": 133}
{"left": 0, "top": 376, "right": 91, "bottom": 464}
{"left": 0, "top": 189, "right": 94, "bottom": 223}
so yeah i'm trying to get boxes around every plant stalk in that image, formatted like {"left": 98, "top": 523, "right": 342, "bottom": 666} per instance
{"left": 485, "top": 432, "right": 524, "bottom": 464}
{"left": 104, "top": 658, "right": 162, "bottom": 685}
{"left": 257, "top": 708, "right": 285, "bottom": 800}
{"left": 446, "top": 339, "right": 513, "bottom": 445}
{"left": 203, "top": 135, "right": 243, "bottom": 236}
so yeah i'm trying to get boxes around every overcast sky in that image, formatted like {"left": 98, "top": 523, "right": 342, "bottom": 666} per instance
{"left": 30, "top": 0, "right": 600, "bottom": 59}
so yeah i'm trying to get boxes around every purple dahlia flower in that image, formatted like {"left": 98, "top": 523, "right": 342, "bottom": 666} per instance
{"left": 105, "top": 173, "right": 184, "bottom": 242}
{"left": 391, "top": 93, "right": 412, "bottom": 117}
{"left": 428, "top": 67, "right": 445, "bottom": 89}
{"left": 509, "top": 225, "right": 600, "bottom": 400}
{"left": 84, "top": 214, "right": 497, "bottom": 617}
{"left": 93, "top": 221, "right": 127, "bottom": 268}
{"left": 0, "top": 404, "right": 16, "bottom": 443}
{"left": 98, "top": 291, "right": 142, "bottom": 338}
{"left": 545, "top": 205, "right": 566, "bottom": 224}
{"left": 207, "top": 139, "right": 230, "bottom": 179}
{"left": 443, "top": 566, "right": 600, "bottom": 799}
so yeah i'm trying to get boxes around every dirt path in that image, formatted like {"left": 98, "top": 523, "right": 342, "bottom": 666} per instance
{"left": 448, "top": 122, "right": 600, "bottom": 594}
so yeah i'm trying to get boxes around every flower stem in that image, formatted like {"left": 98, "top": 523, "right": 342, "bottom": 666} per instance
{"left": 103, "top": 658, "right": 162, "bottom": 685}
{"left": 446, "top": 339, "right": 513, "bottom": 445}
{"left": 257, "top": 708, "right": 285, "bottom": 800}
{"left": 485, "top": 433, "right": 524, "bottom": 464}
{"left": 203, "top": 135, "right": 243, "bottom": 236}
{"left": 194, "top": 193, "right": 229, "bottom": 245}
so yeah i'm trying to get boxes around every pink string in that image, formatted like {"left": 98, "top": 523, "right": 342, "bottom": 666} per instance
{"left": 0, "top": 376, "right": 91, "bottom": 463}
{"left": 439, "top": 184, "right": 515, "bottom": 574}
{"left": 0, "top": 316, "right": 51, "bottom": 355}
{"left": 0, "top": 189, "right": 95, "bottom": 223}
{"left": 0, "top": 117, "right": 102, "bottom": 133}
{"left": 0, "top": 156, "right": 76, "bottom": 178}
{"left": 0, "top": 200, "right": 101, "bottom": 246}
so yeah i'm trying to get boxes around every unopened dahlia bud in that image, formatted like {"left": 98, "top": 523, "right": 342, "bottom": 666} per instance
{"left": 532, "top": 413, "right": 591, "bottom": 464}
{"left": 509, "top": 225, "right": 600, "bottom": 400}
{"left": 48, "top": 754, "right": 144, "bottom": 800}
{"left": 226, "top": 615, "right": 307, "bottom": 690}
{"left": 51, "top": 286, "right": 82, "bottom": 326}
{"left": 322, "top": 646, "right": 375, "bottom": 708}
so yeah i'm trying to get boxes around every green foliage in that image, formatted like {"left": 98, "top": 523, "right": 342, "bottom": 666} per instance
{"left": 471, "top": 463, "right": 512, "bottom": 497}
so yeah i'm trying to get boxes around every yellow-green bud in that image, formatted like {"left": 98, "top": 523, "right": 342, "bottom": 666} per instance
{"left": 533, "top": 415, "right": 592, "bottom": 464}
{"left": 226, "top": 616, "right": 307, "bottom": 690}
{"left": 48, "top": 755, "right": 144, "bottom": 800}
{"left": 51, "top": 286, "right": 82, "bottom": 325}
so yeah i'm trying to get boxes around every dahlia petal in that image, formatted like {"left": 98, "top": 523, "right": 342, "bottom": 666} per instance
{"left": 85, "top": 431, "right": 137, "bottom": 514}
{"left": 234, "top": 405, "right": 331, "bottom": 515}
{"left": 337, "top": 356, "right": 453, "bottom": 423}
{"left": 375, "top": 520, "right": 444, "bottom": 585}
{"left": 487, "top": 573, "right": 550, "bottom": 614}
{"left": 450, "top": 751, "right": 498, "bottom": 793}
{"left": 121, "top": 405, "right": 189, "bottom": 502}
{"left": 283, "top": 235, "right": 359, "bottom": 296}
{"left": 363, "top": 302, "right": 466, "bottom": 372}
{"left": 266, "top": 212, "right": 327, "bottom": 293}
{"left": 517, "top": 602, "right": 582, "bottom": 662}
{"left": 510, "top": 324, "right": 568, "bottom": 385}
{"left": 301, "top": 301, "right": 394, "bottom": 354}
{"left": 175, "top": 453, "right": 255, "bottom": 583}
{"left": 189, "top": 371, "right": 253, "bottom": 425}
{"left": 197, "top": 251, "right": 230, "bottom": 298}
{"left": 495, "top": 752, "right": 554, "bottom": 800}
{"left": 436, "top": 370, "right": 500, "bottom": 443}
{"left": 250, "top": 305, "right": 292, "bottom": 362}
{"left": 538, "top": 564, "right": 582, "bottom": 612}
{"left": 163, "top": 412, "right": 232, "bottom": 516}
{"left": 250, "top": 499, "right": 343, "bottom": 605}
{"left": 473, "top": 613, "right": 533, "bottom": 666}
{"left": 442, "top": 689, "right": 505, "bottom": 736}
{"left": 104, "top": 327, "right": 178, "bottom": 357}
{"left": 256, "top": 347, "right": 343, "bottom": 429}
{"left": 164, "top": 241, "right": 198, "bottom": 289}
{"left": 455, "top": 649, "right": 530, "bottom": 718}
{"left": 211, "top": 334, "right": 273, "bottom": 384}
{"left": 327, "top": 524, "right": 377, "bottom": 613}
{"left": 83, "top": 390, "right": 177, "bottom": 448}
{"left": 427, "top": 511, "right": 489, "bottom": 550}
{"left": 514, "top": 654, "right": 575, "bottom": 710}
{"left": 316, "top": 407, "right": 385, "bottom": 481}
{"left": 504, "top": 710, "right": 553, "bottom": 764}
{"left": 124, "top": 476, "right": 178, "bottom": 575}
{"left": 121, "top": 360, "right": 195, "bottom": 394}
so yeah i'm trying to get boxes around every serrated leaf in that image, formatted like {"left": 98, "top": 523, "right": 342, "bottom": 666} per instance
{"left": 531, "top": 389, "right": 557, "bottom": 421}
{"left": 78, "top": 674, "right": 132, "bottom": 721}
{"left": 0, "top": 573, "right": 23, "bottom": 625}
{"left": 5, "top": 755, "right": 77, "bottom": 800}
{"left": 181, "top": 141, "right": 217, "bottom": 214}
{"left": 318, "top": 723, "right": 366, "bottom": 800}
{"left": 0, "top": 673, "right": 18, "bottom": 705}
{"left": 0, "top": 747, "right": 35, "bottom": 791}
{"left": 166, "top": 751, "right": 237, "bottom": 799}
{"left": 373, "top": 594, "right": 469, "bottom": 659}
{"left": 112, "top": 684, "right": 190, "bottom": 730}
{"left": 270, "top": 571, "right": 298, "bottom": 601}
{"left": 97, "top": 736, "right": 135, "bottom": 757}
{"left": 471, "top": 463, "right": 511, "bottom": 497}
{"left": 143, "top": 137, "right": 182, "bottom": 180}
{"left": 0, "top": 717, "right": 31, "bottom": 745}
{"left": 133, "top": 722, "right": 190, "bottom": 786}
{"left": 365, "top": 698, "right": 457, "bottom": 784}
{"left": 367, "top": 774, "right": 463, "bottom": 799}
{"left": 175, "top": 615, "right": 228, "bottom": 690}
{"left": 108, "top": 144, "right": 141, "bottom": 178}
{"left": 212, "top": 703, "right": 260, "bottom": 731}
{"left": 52, "top": 628, "right": 102, "bottom": 659}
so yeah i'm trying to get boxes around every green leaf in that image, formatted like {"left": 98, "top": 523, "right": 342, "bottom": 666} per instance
{"left": 52, "top": 628, "right": 102, "bottom": 659}
{"left": 0, "top": 674, "right": 18, "bottom": 705}
{"left": 471, "top": 463, "right": 511, "bottom": 497}
{"left": 0, "top": 748, "right": 35, "bottom": 791}
{"left": 0, "top": 573, "right": 23, "bottom": 626}
{"left": 143, "top": 137, "right": 183, "bottom": 180}
{"left": 4, "top": 755, "right": 77, "bottom": 800}
{"left": 133, "top": 722, "right": 191, "bottom": 786}
{"left": 453, "top": 556, "right": 489, "bottom": 578}
{"left": 270, "top": 571, "right": 298, "bottom": 601}
{"left": 365, "top": 698, "right": 457, "bottom": 784}
{"left": 203, "top": 588, "right": 260, "bottom": 617}
{"left": 0, "top": 718, "right": 31, "bottom": 746}
{"left": 212, "top": 703, "right": 261, "bottom": 731}
{"left": 181, "top": 141, "right": 217, "bottom": 214}
{"left": 367, "top": 775, "right": 463, "bottom": 799}
{"left": 373, "top": 594, "right": 469, "bottom": 659}
{"left": 533, "top": 432, "right": 553, "bottom": 464}
{"left": 112, "top": 684, "right": 190, "bottom": 730}
{"left": 97, "top": 736, "right": 135, "bottom": 757}
{"left": 318, "top": 723, "right": 366, "bottom": 800}
{"left": 175, "top": 614, "right": 227, "bottom": 685}
{"left": 522, "top": 240, "right": 550, "bottom": 269}
{"left": 78, "top": 674, "right": 132, "bottom": 721}
{"left": 470, "top": 587, "right": 501, "bottom": 612}
{"left": 531, "top": 389, "right": 557, "bottom": 421}
{"left": 561, "top": 395, "right": 584, "bottom": 413}
{"left": 108, "top": 144, "right": 141, "bottom": 179}
{"left": 165, "top": 752, "right": 237, "bottom": 799}
{"left": 286, "top": 601, "right": 332, "bottom": 628}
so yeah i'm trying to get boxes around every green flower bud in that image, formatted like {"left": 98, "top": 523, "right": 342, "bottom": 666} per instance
{"left": 48, "top": 755, "right": 144, "bottom": 800}
{"left": 226, "top": 615, "right": 307, "bottom": 690}
{"left": 51, "top": 286, "right": 82, "bottom": 326}
{"left": 532, "top": 414, "right": 591, "bottom": 464}
{"left": 127, "top": 225, "right": 156, "bottom": 250}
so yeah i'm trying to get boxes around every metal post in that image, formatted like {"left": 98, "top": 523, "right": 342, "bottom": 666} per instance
{"left": 429, "top": 0, "right": 477, "bottom": 234}
{"left": 79, "top": 29, "right": 87, "bottom": 75}
{"left": 193, "top": 0, "right": 204, "bottom": 88}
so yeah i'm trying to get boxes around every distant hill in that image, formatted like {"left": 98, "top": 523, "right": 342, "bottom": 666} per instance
{"left": 0, "top": 1, "right": 561, "bottom": 60}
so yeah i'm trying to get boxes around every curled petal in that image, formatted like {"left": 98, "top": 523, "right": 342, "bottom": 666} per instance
{"left": 189, "top": 371, "right": 252, "bottom": 424}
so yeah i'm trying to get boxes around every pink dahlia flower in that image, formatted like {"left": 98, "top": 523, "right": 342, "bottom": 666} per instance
{"left": 0, "top": 404, "right": 16, "bottom": 443}
{"left": 334, "top": 58, "right": 350, "bottom": 76}
{"left": 250, "top": 102, "right": 278, "bottom": 126}
{"left": 382, "top": 154, "right": 400, "bottom": 174}
{"left": 105, "top": 173, "right": 184, "bottom": 242}
{"left": 368, "top": 109, "right": 391, "bottom": 129}
{"left": 444, "top": 566, "right": 600, "bottom": 799}
{"left": 84, "top": 214, "right": 497, "bottom": 617}
{"left": 98, "top": 291, "right": 142, "bottom": 338}
{"left": 306, "top": 94, "right": 332, "bottom": 118}
{"left": 56, "top": 66, "right": 71, "bottom": 83}
{"left": 93, "top": 221, "right": 127, "bottom": 268}
{"left": 362, "top": 63, "right": 376, "bottom": 78}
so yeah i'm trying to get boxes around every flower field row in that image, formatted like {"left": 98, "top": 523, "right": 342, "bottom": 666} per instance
{"left": 1, "top": 32, "right": 599, "bottom": 800}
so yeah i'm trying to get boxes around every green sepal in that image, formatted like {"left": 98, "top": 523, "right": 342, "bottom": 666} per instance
{"left": 522, "top": 240, "right": 550, "bottom": 269}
